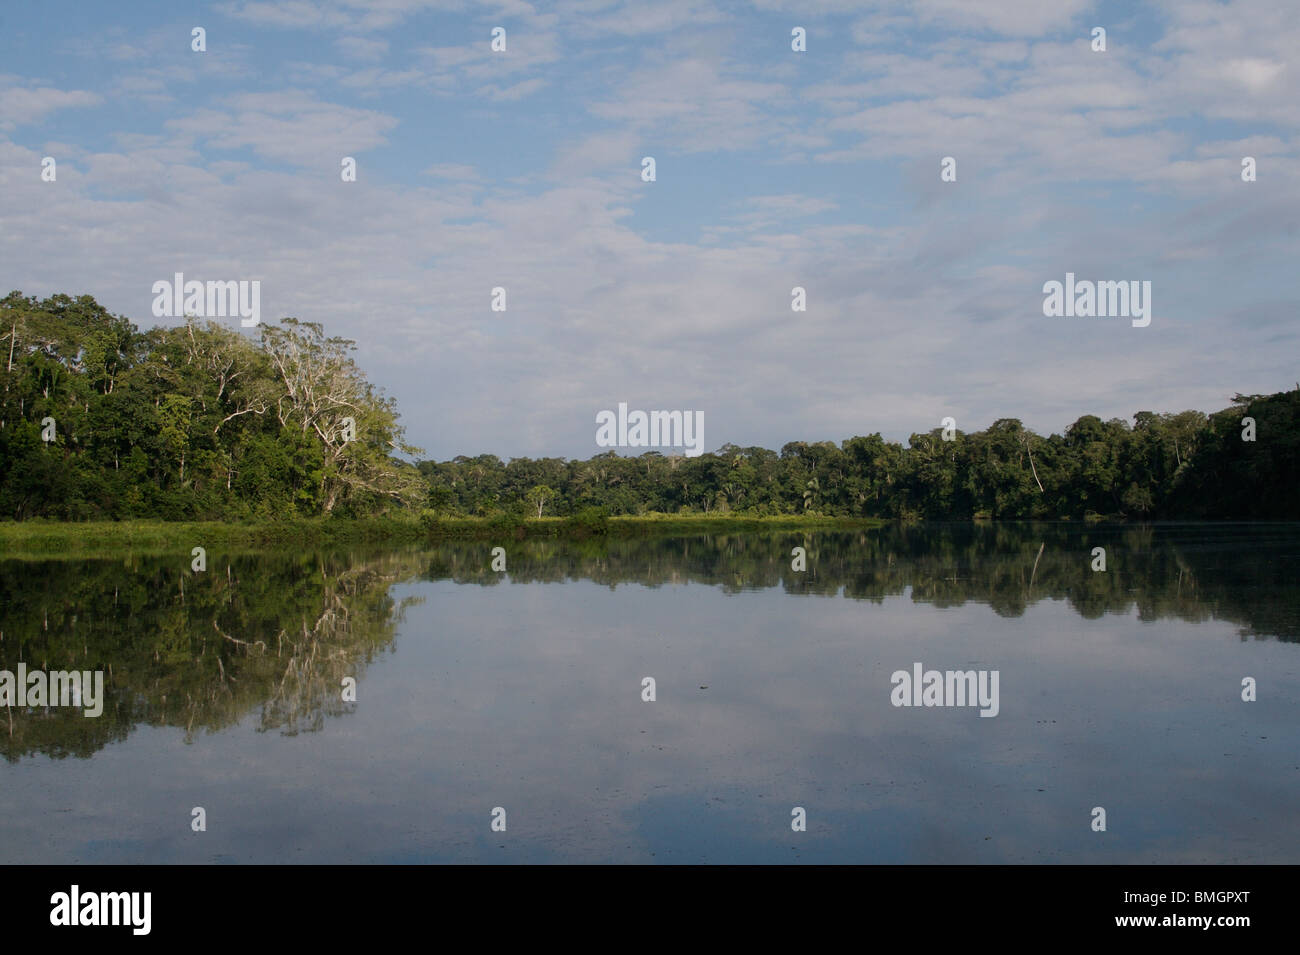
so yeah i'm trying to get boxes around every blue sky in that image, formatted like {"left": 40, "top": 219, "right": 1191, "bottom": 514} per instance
{"left": 1, "top": 0, "right": 1297, "bottom": 460}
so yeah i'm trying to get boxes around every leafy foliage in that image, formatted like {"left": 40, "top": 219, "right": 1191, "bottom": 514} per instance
{"left": 2, "top": 290, "right": 1294, "bottom": 523}
{"left": 419, "top": 394, "right": 1298, "bottom": 521}
{"left": 0, "top": 292, "right": 423, "bottom": 520}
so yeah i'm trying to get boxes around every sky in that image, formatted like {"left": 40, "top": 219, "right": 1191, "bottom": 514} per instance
{"left": 1, "top": 0, "right": 1296, "bottom": 461}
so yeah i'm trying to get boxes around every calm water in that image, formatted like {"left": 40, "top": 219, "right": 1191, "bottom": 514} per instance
{"left": 2, "top": 523, "right": 1298, "bottom": 864}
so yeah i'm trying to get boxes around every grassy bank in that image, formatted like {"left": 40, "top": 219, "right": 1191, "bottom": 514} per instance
{"left": 0, "top": 517, "right": 428, "bottom": 556}
{"left": 0, "top": 513, "right": 885, "bottom": 556}
{"left": 607, "top": 513, "right": 883, "bottom": 536}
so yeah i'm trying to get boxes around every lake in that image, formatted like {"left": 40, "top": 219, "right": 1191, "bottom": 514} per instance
{"left": 2, "top": 522, "right": 1298, "bottom": 863}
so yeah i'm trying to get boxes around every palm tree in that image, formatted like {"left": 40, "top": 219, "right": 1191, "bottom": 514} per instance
{"left": 803, "top": 476, "right": 820, "bottom": 512}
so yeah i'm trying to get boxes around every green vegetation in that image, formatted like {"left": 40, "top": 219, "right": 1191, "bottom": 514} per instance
{"left": 419, "top": 393, "right": 1300, "bottom": 521}
{"left": 3, "top": 291, "right": 1297, "bottom": 526}
{"left": 0, "top": 512, "right": 884, "bottom": 556}
{"left": 0, "top": 517, "right": 426, "bottom": 556}
{"left": 1, "top": 292, "right": 422, "bottom": 521}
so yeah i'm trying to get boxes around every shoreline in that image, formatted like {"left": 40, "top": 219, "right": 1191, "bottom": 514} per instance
{"left": 5, "top": 514, "right": 1293, "bottom": 558}
{"left": 0, "top": 514, "right": 887, "bottom": 556}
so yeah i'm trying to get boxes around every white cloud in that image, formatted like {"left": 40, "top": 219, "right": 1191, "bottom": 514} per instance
{"left": 0, "top": 84, "right": 101, "bottom": 128}
{"left": 2, "top": 0, "right": 1298, "bottom": 460}
{"left": 336, "top": 35, "right": 391, "bottom": 60}
{"left": 164, "top": 91, "right": 400, "bottom": 165}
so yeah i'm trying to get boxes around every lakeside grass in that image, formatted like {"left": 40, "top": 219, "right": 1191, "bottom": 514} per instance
{"left": 607, "top": 513, "right": 883, "bottom": 536}
{"left": 0, "top": 513, "right": 885, "bottom": 556}
{"left": 0, "top": 517, "right": 425, "bottom": 557}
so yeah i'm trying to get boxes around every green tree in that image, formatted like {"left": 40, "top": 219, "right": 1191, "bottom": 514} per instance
{"left": 526, "top": 484, "right": 557, "bottom": 518}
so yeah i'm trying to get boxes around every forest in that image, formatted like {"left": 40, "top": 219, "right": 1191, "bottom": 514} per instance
{"left": 1, "top": 291, "right": 1296, "bottom": 523}
{"left": 0, "top": 291, "right": 424, "bottom": 521}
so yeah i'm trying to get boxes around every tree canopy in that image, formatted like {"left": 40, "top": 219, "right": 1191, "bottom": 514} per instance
{"left": 2, "top": 290, "right": 1295, "bottom": 523}
{"left": 0, "top": 291, "right": 423, "bottom": 520}
{"left": 419, "top": 396, "right": 1298, "bottom": 522}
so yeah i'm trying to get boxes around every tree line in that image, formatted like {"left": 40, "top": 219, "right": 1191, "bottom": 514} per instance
{"left": 2, "top": 291, "right": 1295, "bottom": 522}
{"left": 421, "top": 393, "right": 1298, "bottom": 521}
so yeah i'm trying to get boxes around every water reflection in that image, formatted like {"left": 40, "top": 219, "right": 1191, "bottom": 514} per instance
{"left": 2, "top": 523, "right": 1299, "bottom": 863}
{"left": 2, "top": 523, "right": 1297, "bottom": 765}
{"left": 0, "top": 552, "right": 421, "bottom": 762}
{"left": 421, "top": 522, "right": 1300, "bottom": 638}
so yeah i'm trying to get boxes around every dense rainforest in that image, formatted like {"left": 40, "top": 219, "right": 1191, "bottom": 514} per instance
{"left": 1, "top": 291, "right": 1296, "bottom": 523}
{"left": 0, "top": 291, "right": 424, "bottom": 520}
{"left": 424, "top": 391, "right": 1299, "bottom": 521}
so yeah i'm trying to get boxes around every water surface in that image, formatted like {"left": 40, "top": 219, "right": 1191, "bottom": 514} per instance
{"left": 2, "top": 523, "right": 1298, "bottom": 863}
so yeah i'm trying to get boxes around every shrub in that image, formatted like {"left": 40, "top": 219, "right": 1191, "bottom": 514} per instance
{"left": 567, "top": 507, "right": 609, "bottom": 537}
